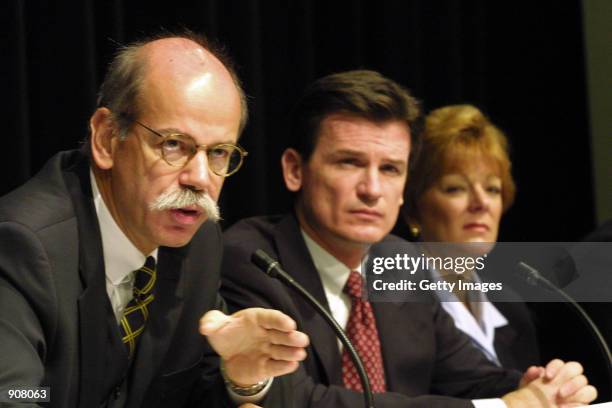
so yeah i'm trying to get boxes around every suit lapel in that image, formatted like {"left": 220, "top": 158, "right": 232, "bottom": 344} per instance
{"left": 491, "top": 301, "right": 519, "bottom": 366}
{"left": 75, "top": 258, "right": 108, "bottom": 408}
{"left": 372, "top": 300, "right": 411, "bottom": 389}
{"left": 126, "top": 246, "right": 185, "bottom": 408}
{"left": 274, "top": 215, "right": 343, "bottom": 385}
{"left": 63, "top": 156, "right": 110, "bottom": 408}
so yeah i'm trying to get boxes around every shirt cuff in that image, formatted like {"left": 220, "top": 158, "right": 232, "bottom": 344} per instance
{"left": 472, "top": 398, "right": 507, "bottom": 408}
{"left": 226, "top": 377, "right": 273, "bottom": 405}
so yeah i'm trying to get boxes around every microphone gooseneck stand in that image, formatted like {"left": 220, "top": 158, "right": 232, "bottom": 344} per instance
{"left": 517, "top": 261, "right": 612, "bottom": 391}
{"left": 251, "top": 249, "right": 376, "bottom": 408}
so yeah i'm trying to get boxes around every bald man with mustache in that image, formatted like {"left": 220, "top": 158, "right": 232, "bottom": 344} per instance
{"left": 0, "top": 33, "right": 307, "bottom": 408}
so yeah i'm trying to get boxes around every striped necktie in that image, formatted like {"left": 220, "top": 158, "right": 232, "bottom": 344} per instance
{"left": 119, "top": 256, "right": 156, "bottom": 358}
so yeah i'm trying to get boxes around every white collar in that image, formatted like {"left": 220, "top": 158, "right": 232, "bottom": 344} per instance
{"left": 300, "top": 230, "right": 357, "bottom": 298}
{"left": 429, "top": 269, "right": 508, "bottom": 361}
{"left": 440, "top": 298, "right": 507, "bottom": 344}
{"left": 90, "top": 169, "right": 158, "bottom": 285}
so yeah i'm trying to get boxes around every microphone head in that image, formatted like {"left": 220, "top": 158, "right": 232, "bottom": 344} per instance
{"left": 516, "top": 261, "right": 544, "bottom": 287}
{"left": 251, "top": 249, "right": 278, "bottom": 276}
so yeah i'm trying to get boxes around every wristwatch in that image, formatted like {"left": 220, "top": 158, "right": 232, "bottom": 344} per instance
{"left": 220, "top": 361, "right": 270, "bottom": 396}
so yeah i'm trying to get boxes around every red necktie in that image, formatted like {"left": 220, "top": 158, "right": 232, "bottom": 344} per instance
{"left": 341, "top": 271, "right": 387, "bottom": 392}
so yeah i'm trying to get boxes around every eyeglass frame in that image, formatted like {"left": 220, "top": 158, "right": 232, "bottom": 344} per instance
{"left": 131, "top": 120, "right": 248, "bottom": 177}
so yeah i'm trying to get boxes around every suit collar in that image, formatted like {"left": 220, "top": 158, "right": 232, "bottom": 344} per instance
{"left": 273, "top": 214, "right": 344, "bottom": 384}
{"left": 301, "top": 229, "right": 353, "bottom": 299}
{"left": 61, "top": 152, "right": 111, "bottom": 407}
{"left": 61, "top": 151, "right": 102, "bottom": 287}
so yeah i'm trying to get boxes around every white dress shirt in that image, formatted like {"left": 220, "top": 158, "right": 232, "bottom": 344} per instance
{"left": 91, "top": 171, "right": 157, "bottom": 323}
{"left": 302, "top": 231, "right": 353, "bottom": 330}
{"left": 300, "top": 230, "right": 507, "bottom": 408}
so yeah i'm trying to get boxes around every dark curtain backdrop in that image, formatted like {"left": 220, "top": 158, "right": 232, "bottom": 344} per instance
{"left": 3, "top": 0, "right": 594, "bottom": 241}
{"left": 4, "top": 0, "right": 611, "bottom": 401}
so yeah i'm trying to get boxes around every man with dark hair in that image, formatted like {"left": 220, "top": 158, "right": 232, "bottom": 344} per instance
{"left": 220, "top": 70, "right": 596, "bottom": 407}
{"left": 0, "top": 33, "right": 308, "bottom": 408}
{"left": 287, "top": 69, "right": 421, "bottom": 162}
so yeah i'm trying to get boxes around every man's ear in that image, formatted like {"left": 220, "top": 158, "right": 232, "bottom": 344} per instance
{"left": 281, "top": 148, "right": 304, "bottom": 192}
{"left": 89, "top": 107, "right": 117, "bottom": 170}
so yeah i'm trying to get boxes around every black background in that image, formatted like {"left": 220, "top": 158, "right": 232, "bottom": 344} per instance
{"left": 2, "top": 0, "right": 594, "bottom": 240}
{"left": 2, "top": 0, "right": 610, "bottom": 402}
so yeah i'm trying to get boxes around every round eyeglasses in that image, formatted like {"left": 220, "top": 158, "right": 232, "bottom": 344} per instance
{"left": 133, "top": 120, "right": 248, "bottom": 177}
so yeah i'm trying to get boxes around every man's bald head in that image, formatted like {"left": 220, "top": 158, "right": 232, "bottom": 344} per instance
{"left": 95, "top": 32, "right": 247, "bottom": 141}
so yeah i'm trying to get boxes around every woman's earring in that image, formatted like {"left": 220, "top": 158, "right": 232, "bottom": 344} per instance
{"left": 409, "top": 224, "right": 421, "bottom": 238}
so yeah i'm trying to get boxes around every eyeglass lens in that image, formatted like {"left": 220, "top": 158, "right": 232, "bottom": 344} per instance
{"left": 160, "top": 135, "right": 243, "bottom": 175}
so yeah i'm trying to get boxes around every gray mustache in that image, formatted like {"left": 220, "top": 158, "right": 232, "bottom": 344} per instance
{"left": 149, "top": 188, "right": 220, "bottom": 222}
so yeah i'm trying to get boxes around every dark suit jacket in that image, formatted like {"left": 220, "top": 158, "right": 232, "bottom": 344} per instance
{"left": 491, "top": 302, "right": 540, "bottom": 372}
{"left": 220, "top": 214, "right": 521, "bottom": 408}
{"left": 0, "top": 151, "right": 290, "bottom": 408}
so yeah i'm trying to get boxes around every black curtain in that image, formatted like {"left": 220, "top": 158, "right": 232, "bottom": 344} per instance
{"left": 3, "top": 0, "right": 593, "bottom": 241}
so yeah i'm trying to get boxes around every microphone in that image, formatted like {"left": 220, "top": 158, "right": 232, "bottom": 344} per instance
{"left": 251, "top": 249, "right": 376, "bottom": 408}
{"left": 517, "top": 262, "right": 612, "bottom": 386}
